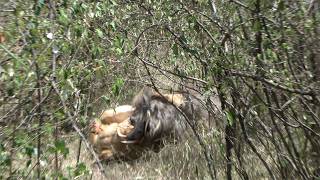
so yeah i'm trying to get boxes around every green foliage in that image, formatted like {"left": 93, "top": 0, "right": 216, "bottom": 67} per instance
{"left": 74, "top": 163, "right": 89, "bottom": 177}
{"left": 48, "top": 140, "right": 69, "bottom": 158}
{"left": 225, "top": 110, "right": 235, "bottom": 126}
{"left": 112, "top": 77, "right": 125, "bottom": 97}
{"left": 0, "top": 0, "right": 319, "bottom": 179}
{"left": 0, "top": 144, "right": 11, "bottom": 167}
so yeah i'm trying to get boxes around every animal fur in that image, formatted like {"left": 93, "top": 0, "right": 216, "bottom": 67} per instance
{"left": 125, "top": 88, "right": 189, "bottom": 147}
{"left": 99, "top": 105, "right": 134, "bottom": 124}
{"left": 88, "top": 88, "right": 215, "bottom": 160}
{"left": 88, "top": 105, "right": 136, "bottom": 160}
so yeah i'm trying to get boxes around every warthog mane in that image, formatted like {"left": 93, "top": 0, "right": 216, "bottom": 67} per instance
{"left": 125, "top": 88, "right": 188, "bottom": 149}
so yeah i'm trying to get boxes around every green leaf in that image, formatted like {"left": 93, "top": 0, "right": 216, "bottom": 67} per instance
{"left": 187, "top": 48, "right": 198, "bottom": 56}
{"left": 172, "top": 43, "right": 179, "bottom": 56}
{"left": 26, "top": 159, "right": 32, "bottom": 167}
{"left": 34, "top": 0, "right": 45, "bottom": 16}
{"left": 0, "top": 145, "right": 11, "bottom": 167}
{"left": 180, "top": 35, "right": 188, "bottom": 44}
{"left": 25, "top": 145, "right": 34, "bottom": 157}
{"left": 111, "top": 77, "right": 124, "bottom": 96}
{"left": 55, "top": 140, "right": 69, "bottom": 158}
{"left": 95, "top": 29, "right": 104, "bottom": 38}
{"left": 102, "top": 95, "right": 110, "bottom": 105}
{"left": 74, "top": 163, "right": 88, "bottom": 177}
{"left": 0, "top": 144, "right": 4, "bottom": 152}
{"left": 226, "top": 110, "right": 235, "bottom": 126}
{"left": 110, "top": 21, "right": 116, "bottom": 31}
{"left": 1, "top": 156, "right": 11, "bottom": 167}
{"left": 58, "top": 8, "right": 69, "bottom": 26}
{"left": 75, "top": 25, "right": 83, "bottom": 37}
{"left": 44, "top": 123, "right": 55, "bottom": 134}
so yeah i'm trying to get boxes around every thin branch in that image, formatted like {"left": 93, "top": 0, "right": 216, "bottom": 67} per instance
{"left": 50, "top": 79, "right": 107, "bottom": 177}
{"left": 227, "top": 70, "right": 315, "bottom": 96}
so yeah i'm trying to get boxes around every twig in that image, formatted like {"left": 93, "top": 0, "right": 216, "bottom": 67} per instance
{"left": 136, "top": 41, "right": 216, "bottom": 180}
{"left": 227, "top": 70, "right": 315, "bottom": 96}
{"left": 138, "top": 56, "right": 208, "bottom": 85}
{"left": 50, "top": 80, "right": 107, "bottom": 177}
{"left": 47, "top": 0, "right": 59, "bottom": 177}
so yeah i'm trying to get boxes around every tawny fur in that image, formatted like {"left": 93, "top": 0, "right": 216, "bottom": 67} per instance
{"left": 154, "top": 93, "right": 185, "bottom": 107}
{"left": 99, "top": 105, "right": 134, "bottom": 124}
{"left": 89, "top": 119, "right": 135, "bottom": 160}
{"left": 89, "top": 105, "right": 135, "bottom": 160}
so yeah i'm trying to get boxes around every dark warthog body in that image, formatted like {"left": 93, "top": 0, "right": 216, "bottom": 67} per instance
{"left": 124, "top": 88, "right": 206, "bottom": 150}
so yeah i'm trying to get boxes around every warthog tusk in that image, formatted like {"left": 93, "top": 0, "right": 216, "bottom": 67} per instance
{"left": 117, "top": 127, "right": 127, "bottom": 138}
{"left": 155, "top": 120, "right": 161, "bottom": 132}
{"left": 120, "top": 140, "right": 139, "bottom": 144}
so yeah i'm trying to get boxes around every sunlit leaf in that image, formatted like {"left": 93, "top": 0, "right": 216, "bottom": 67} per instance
{"left": 112, "top": 77, "right": 124, "bottom": 96}
{"left": 95, "top": 29, "right": 104, "bottom": 38}
{"left": 226, "top": 110, "right": 235, "bottom": 126}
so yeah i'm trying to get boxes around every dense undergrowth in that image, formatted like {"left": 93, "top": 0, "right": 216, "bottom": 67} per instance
{"left": 0, "top": 0, "right": 319, "bottom": 179}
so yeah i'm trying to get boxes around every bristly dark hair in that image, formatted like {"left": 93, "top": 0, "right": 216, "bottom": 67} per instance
{"left": 131, "top": 87, "right": 153, "bottom": 110}
{"left": 126, "top": 87, "right": 187, "bottom": 148}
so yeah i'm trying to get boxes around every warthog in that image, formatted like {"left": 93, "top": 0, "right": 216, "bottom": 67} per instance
{"left": 123, "top": 88, "right": 196, "bottom": 150}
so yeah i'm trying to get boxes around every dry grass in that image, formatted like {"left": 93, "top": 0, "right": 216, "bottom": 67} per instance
{"left": 53, "top": 123, "right": 273, "bottom": 180}
{"left": 2, "top": 119, "right": 277, "bottom": 179}
{"left": 62, "top": 132, "right": 213, "bottom": 180}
